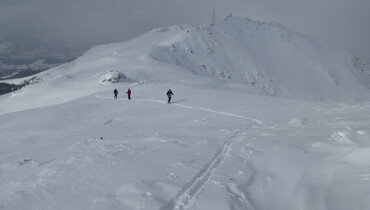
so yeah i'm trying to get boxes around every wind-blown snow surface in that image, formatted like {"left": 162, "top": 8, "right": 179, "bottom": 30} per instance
{"left": 1, "top": 17, "right": 370, "bottom": 210}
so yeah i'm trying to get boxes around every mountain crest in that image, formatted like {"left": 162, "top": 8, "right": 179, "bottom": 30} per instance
{"left": 2, "top": 16, "right": 370, "bottom": 107}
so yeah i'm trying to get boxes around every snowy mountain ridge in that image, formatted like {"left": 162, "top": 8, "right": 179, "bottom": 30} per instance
{"left": 4, "top": 16, "right": 370, "bottom": 106}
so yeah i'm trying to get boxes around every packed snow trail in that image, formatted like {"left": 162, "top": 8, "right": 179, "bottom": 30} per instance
{"left": 159, "top": 127, "right": 250, "bottom": 210}
{"left": 173, "top": 103, "right": 263, "bottom": 125}
{"left": 95, "top": 95, "right": 263, "bottom": 125}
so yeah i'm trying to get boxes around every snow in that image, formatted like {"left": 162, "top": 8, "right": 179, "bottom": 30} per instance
{"left": 1, "top": 17, "right": 370, "bottom": 210}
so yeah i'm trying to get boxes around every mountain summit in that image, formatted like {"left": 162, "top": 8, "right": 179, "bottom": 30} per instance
{"left": 150, "top": 16, "right": 370, "bottom": 101}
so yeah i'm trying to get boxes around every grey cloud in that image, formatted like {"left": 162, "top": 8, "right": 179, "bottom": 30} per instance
{"left": 0, "top": 0, "right": 369, "bottom": 62}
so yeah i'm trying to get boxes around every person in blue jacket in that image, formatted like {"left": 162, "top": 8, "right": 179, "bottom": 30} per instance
{"left": 114, "top": 89, "right": 118, "bottom": 99}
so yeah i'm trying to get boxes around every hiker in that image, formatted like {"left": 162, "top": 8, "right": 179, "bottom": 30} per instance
{"left": 126, "top": 88, "right": 131, "bottom": 100}
{"left": 166, "top": 89, "right": 174, "bottom": 103}
{"left": 114, "top": 89, "right": 118, "bottom": 99}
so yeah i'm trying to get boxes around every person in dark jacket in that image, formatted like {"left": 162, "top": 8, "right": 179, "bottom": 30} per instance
{"left": 126, "top": 88, "right": 131, "bottom": 100}
{"left": 166, "top": 89, "right": 174, "bottom": 103}
{"left": 114, "top": 89, "right": 118, "bottom": 99}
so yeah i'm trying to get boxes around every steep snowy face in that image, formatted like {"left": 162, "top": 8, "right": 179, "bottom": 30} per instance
{"left": 150, "top": 16, "right": 370, "bottom": 101}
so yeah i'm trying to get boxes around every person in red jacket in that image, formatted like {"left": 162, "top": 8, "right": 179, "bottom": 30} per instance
{"left": 126, "top": 88, "right": 131, "bottom": 100}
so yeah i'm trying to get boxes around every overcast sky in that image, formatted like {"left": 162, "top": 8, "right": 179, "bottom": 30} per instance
{"left": 1, "top": 0, "right": 369, "bottom": 62}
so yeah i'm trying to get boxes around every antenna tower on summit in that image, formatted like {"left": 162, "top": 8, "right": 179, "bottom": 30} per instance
{"left": 212, "top": 5, "right": 215, "bottom": 25}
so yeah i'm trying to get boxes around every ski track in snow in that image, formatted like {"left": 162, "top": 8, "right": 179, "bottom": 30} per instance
{"left": 173, "top": 103, "right": 263, "bottom": 125}
{"left": 159, "top": 127, "right": 250, "bottom": 210}
{"left": 95, "top": 95, "right": 263, "bottom": 125}
{"left": 94, "top": 95, "right": 262, "bottom": 209}
{"left": 94, "top": 94, "right": 263, "bottom": 209}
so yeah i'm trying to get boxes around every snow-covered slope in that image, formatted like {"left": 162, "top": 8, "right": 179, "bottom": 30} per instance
{"left": 151, "top": 16, "right": 370, "bottom": 101}
{"left": 1, "top": 17, "right": 370, "bottom": 210}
